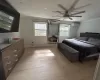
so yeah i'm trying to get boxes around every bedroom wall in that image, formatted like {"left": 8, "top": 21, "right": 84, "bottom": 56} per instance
{"left": 19, "top": 16, "right": 33, "bottom": 47}
{"left": 77, "top": 18, "right": 100, "bottom": 36}
{"left": 19, "top": 15, "right": 80, "bottom": 46}
{"left": 19, "top": 15, "right": 49, "bottom": 47}
{"left": 19, "top": 16, "right": 60, "bottom": 47}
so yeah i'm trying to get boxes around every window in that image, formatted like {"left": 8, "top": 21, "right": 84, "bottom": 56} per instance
{"left": 59, "top": 24, "right": 70, "bottom": 36}
{"left": 34, "top": 23, "right": 47, "bottom": 36}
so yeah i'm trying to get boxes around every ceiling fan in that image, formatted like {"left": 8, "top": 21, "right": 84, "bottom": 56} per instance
{"left": 53, "top": 0, "right": 90, "bottom": 20}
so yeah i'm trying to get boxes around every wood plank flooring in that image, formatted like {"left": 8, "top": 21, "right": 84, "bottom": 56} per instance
{"left": 7, "top": 47, "right": 97, "bottom": 80}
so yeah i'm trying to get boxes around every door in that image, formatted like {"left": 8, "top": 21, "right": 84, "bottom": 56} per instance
{"left": 33, "top": 22, "right": 47, "bottom": 47}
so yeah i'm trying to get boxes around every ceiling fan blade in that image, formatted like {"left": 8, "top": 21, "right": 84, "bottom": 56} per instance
{"left": 50, "top": 19, "right": 61, "bottom": 22}
{"left": 52, "top": 16, "right": 62, "bottom": 17}
{"left": 70, "top": 16, "right": 82, "bottom": 17}
{"left": 71, "top": 11, "right": 85, "bottom": 15}
{"left": 69, "top": 17, "right": 73, "bottom": 20}
{"left": 55, "top": 17, "right": 64, "bottom": 21}
{"left": 74, "top": 4, "right": 91, "bottom": 10}
{"left": 55, "top": 18, "right": 61, "bottom": 20}
{"left": 53, "top": 19, "right": 60, "bottom": 21}
{"left": 58, "top": 4, "right": 67, "bottom": 11}
{"left": 53, "top": 11, "right": 64, "bottom": 14}
{"left": 68, "top": 0, "right": 80, "bottom": 11}
{"left": 52, "top": 15, "right": 62, "bottom": 18}
{"left": 48, "top": 20, "right": 52, "bottom": 24}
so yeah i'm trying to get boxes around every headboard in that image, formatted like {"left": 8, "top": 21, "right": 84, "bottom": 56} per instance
{"left": 80, "top": 32, "right": 100, "bottom": 39}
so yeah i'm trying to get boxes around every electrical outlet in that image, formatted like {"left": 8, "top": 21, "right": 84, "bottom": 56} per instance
{"left": 31, "top": 42, "right": 34, "bottom": 46}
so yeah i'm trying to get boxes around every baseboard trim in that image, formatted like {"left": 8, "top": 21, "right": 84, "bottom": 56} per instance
{"left": 24, "top": 44, "right": 57, "bottom": 48}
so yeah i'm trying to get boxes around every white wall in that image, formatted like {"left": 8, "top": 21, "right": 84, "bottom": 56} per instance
{"left": 19, "top": 16, "right": 49, "bottom": 47}
{"left": 78, "top": 18, "right": 100, "bottom": 36}
{"left": 19, "top": 16, "right": 33, "bottom": 47}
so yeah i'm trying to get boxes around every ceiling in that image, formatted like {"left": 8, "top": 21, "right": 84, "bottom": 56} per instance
{"left": 7, "top": 0, "right": 100, "bottom": 21}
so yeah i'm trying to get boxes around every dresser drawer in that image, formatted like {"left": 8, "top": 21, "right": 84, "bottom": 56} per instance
{"left": 13, "top": 39, "right": 24, "bottom": 58}
{"left": 2, "top": 48, "right": 14, "bottom": 77}
{"left": 1, "top": 39, "right": 24, "bottom": 78}
{"left": 2, "top": 43, "right": 19, "bottom": 77}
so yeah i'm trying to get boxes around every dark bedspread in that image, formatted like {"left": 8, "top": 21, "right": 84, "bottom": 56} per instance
{"left": 62, "top": 39, "right": 98, "bottom": 55}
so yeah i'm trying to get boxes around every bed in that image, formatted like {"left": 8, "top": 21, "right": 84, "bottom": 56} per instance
{"left": 62, "top": 39, "right": 97, "bottom": 53}
{"left": 59, "top": 32, "right": 100, "bottom": 62}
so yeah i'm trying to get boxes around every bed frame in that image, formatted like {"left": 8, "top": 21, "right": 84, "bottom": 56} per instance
{"left": 79, "top": 32, "right": 100, "bottom": 61}
{"left": 58, "top": 32, "right": 100, "bottom": 62}
{"left": 80, "top": 32, "right": 100, "bottom": 39}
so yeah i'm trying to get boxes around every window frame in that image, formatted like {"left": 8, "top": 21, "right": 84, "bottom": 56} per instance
{"left": 59, "top": 24, "right": 70, "bottom": 37}
{"left": 34, "top": 22, "right": 47, "bottom": 36}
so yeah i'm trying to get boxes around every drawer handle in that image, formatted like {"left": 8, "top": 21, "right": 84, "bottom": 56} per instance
{"left": 4, "top": 56, "right": 10, "bottom": 59}
{"left": 7, "top": 61, "right": 11, "bottom": 65}
{"left": 15, "top": 59, "right": 18, "bottom": 62}
{"left": 8, "top": 67, "right": 12, "bottom": 71}
{"left": 14, "top": 55, "right": 18, "bottom": 57}
{"left": 13, "top": 50, "right": 18, "bottom": 52}
{"left": 6, "top": 61, "right": 12, "bottom": 66}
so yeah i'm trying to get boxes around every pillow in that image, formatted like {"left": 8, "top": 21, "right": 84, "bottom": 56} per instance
{"left": 88, "top": 38, "right": 100, "bottom": 46}
{"left": 76, "top": 37, "right": 88, "bottom": 41}
{"left": 88, "top": 38, "right": 100, "bottom": 42}
{"left": 0, "top": 38, "right": 4, "bottom": 44}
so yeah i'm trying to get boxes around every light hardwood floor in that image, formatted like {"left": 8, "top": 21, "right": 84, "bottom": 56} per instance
{"left": 7, "top": 47, "right": 97, "bottom": 80}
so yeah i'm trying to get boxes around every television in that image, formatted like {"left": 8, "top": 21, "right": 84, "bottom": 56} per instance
{"left": 0, "top": 2, "right": 20, "bottom": 33}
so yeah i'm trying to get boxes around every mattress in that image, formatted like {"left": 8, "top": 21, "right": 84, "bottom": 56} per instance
{"left": 62, "top": 39, "right": 98, "bottom": 55}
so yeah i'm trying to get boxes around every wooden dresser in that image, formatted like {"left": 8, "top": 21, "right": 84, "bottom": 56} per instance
{"left": 0, "top": 39, "right": 24, "bottom": 80}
